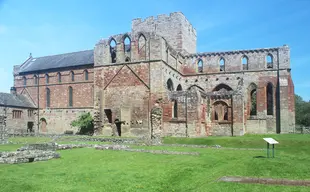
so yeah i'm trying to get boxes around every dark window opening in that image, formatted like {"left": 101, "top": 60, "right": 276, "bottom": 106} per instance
{"left": 198, "top": 59, "right": 203, "bottom": 73}
{"left": 214, "top": 111, "right": 218, "bottom": 120}
{"left": 224, "top": 111, "right": 228, "bottom": 121}
{"left": 58, "top": 72, "right": 61, "bottom": 83}
{"left": 176, "top": 84, "right": 182, "bottom": 91}
{"left": 13, "top": 110, "right": 22, "bottom": 119}
{"left": 27, "top": 122, "right": 34, "bottom": 133}
{"left": 34, "top": 75, "right": 38, "bottom": 85}
{"left": 250, "top": 89, "right": 257, "bottom": 115}
{"left": 45, "top": 74, "right": 49, "bottom": 84}
{"left": 28, "top": 110, "right": 34, "bottom": 117}
{"left": 173, "top": 100, "right": 178, "bottom": 118}
{"left": 167, "top": 78, "right": 174, "bottom": 91}
{"left": 219, "top": 58, "right": 225, "bottom": 72}
{"left": 23, "top": 76, "right": 27, "bottom": 86}
{"left": 267, "top": 83, "right": 273, "bottom": 115}
{"left": 84, "top": 70, "right": 89, "bottom": 81}
{"left": 69, "top": 86, "right": 73, "bottom": 107}
{"left": 70, "top": 71, "right": 74, "bottom": 82}
{"left": 46, "top": 88, "right": 50, "bottom": 108}
{"left": 110, "top": 39, "right": 117, "bottom": 63}
{"left": 104, "top": 109, "right": 112, "bottom": 123}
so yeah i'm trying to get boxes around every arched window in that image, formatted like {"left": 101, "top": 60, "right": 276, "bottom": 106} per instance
{"left": 176, "top": 84, "right": 182, "bottom": 91}
{"left": 46, "top": 88, "right": 50, "bottom": 108}
{"left": 110, "top": 39, "right": 117, "bottom": 63}
{"left": 198, "top": 59, "right": 203, "bottom": 73}
{"left": 172, "top": 100, "right": 178, "bottom": 118}
{"left": 58, "top": 72, "right": 61, "bottom": 83}
{"left": 248, "top": 83, "right": 257, "bottom": 116}
{"left": 267, "top": 54, "right": 273, "bottom": 68}
{"left": 213, "top": 101, "right": 229, "bottom": 121}
{"left": 167, "top": 78, "right": 174, "bottom": 91}
{"left": 23, "top": 76, "right": 27, "bottom": 86}
{"left": 266, "top": 83, "right": 273, "bottom": 115}
{"left": 242, "top": 56, "right": 248, "bottom": 70}
{"left": 70, "top": 71, "right": 74, "bottom": 82}
{"left": 34, "top": 75, "right": 38, "bottom": 85}
{"left": 68, "top": 86, "right": 73, "bottom": 107}
{"left": 84, "top": 70, "right": 88, "bottom": 81}
{"left": 138, "top": 34, "right": 146, "bottom": 60}
{"left": 45, "top": 74, "right": 49, "bottom": 84}
{"left": 219, "top": 57, "right": 225, "bottom": 72}
{"left": 213, "top": 83, "right": 233, "bottom": 92}
{"left": 124, "top": 36, "right": 131, "bottom": 52}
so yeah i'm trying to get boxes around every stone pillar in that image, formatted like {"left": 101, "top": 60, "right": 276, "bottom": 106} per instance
{"left": 0, "top": 116, "right": 8, "bottom": 144}
{"left": 150, "top": 103, "right": 163, "bottom": 144}
{"left": 93, "top": 91, "right": 102, "bottom": 135}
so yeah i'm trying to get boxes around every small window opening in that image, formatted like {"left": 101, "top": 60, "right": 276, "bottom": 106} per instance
{"left": 110, "top": 39, "right": 117, "bottom": 63}
{"left": 242, "top": 56, "right": 248, "bottom": 70}
{"left": 198, "top": 59, "right": 203, "bottom": 73}
{"left": 219, "top": 58, "right": 225, "bottom": 71}
{"left": 267, "top": 54, "right": 273, "bottom": 68}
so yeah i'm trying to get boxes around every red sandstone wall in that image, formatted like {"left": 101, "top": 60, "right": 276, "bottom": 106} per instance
{"left": 14, "top": 68, "right": 94, "bottom": 108}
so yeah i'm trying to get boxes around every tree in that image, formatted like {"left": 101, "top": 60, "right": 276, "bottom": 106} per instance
{"left": 295, "top": 94, "right": 310, "bottom": 127}
{"left": 71, "top": 112, "right": 94, "bottom": 135}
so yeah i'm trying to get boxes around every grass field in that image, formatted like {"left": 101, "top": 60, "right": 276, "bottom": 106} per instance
{"left": 0, "top": 134, "right": 310, "bottom": 192}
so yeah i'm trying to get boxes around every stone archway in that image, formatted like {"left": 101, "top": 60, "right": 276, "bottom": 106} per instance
{"left": 40, "top": 118, "right": 47, "bottom": 133}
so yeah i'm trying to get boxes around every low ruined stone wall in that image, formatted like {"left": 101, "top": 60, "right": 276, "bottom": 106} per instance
{"left": 0, "top": 150, "right": 60, "bottom": 164}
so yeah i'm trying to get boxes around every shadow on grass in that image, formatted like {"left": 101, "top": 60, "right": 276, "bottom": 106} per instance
{"left": 253, "top": 156, "right": 266, "bottom": 158}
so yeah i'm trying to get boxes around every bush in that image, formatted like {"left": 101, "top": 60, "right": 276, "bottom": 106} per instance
{"left": 70, "top": 112, "right": 94, "bottom": 135}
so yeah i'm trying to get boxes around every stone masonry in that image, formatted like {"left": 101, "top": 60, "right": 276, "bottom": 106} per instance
{"left": 10, "top": 12, "right": 295, "bottom": 137}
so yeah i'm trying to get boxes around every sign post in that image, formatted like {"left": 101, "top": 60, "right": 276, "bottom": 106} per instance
{"left": 263, "top": 138, "right": 279, "bottom": 158}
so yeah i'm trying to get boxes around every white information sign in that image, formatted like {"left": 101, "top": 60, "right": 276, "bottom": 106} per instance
{"left": 263, "top": 138, "right": 279, "bottom": 145}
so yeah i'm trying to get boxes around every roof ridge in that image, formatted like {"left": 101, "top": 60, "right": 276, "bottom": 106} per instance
{"left": 33, "top": 49, "right": 94, "bottom": 59}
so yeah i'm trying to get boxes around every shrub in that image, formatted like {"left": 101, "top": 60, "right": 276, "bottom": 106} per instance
{"left": 70, "top": 112, "right": 94, "bottom": 135}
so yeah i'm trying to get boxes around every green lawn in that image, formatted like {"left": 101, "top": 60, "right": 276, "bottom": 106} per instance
{"left": 1, "top": 134, "right": 310, "bottom": 192}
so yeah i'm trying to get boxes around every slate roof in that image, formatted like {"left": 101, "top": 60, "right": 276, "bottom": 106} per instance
{"left": 0, "top": 93, "right": 36, "bottom": 108}
{"left": 19, "top": 50, "right": 94, "bottom": 73}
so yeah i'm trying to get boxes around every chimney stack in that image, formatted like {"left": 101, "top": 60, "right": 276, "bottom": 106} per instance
{"left": 10, "top": 87, "right": 17, "bottom": 95}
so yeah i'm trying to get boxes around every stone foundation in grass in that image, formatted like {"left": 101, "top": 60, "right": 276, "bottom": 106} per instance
{"left": 0, "top": 150, "right": 60, "bottom": 164}
{"left": 95, "top": 146, "right": 200, "bottom": 156}
{"left": 218, "top": 176, "right": 310, "bottom": 186}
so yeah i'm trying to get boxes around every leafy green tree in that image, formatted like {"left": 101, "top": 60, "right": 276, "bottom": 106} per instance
{"left": 71, "top": 112, "right": 94, "bottom": 135}
{"left": 295, "top": 94, "right": 310, "bottom": 127}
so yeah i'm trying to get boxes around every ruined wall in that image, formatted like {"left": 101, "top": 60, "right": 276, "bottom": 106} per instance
{"left": 132, "top": 12, "right": 197, "bottom": 54}
{"left": 94, "top": 61, "right": 152, "bottom": 136}
{"left": 0, "top": 106, "right": 36, "bottom": 134}
{"left": 161, "top": 46, "right": 294, "bottom": 135}
{"left": 182, "top": 46, "right": 290, "bottom": 75}
{"left": 38, "top": 108, "right": 93, "bottom": 134}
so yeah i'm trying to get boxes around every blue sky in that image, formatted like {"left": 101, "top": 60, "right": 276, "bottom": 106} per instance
{"left": 0, "top": 0, "right": 309, "bottom": 100}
